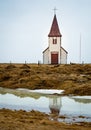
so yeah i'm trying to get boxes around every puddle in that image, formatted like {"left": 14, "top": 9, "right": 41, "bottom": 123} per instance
{"left": 0, "top": 87, "right": 91, "bottom": 123}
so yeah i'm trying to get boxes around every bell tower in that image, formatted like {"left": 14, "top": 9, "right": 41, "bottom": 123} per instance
{"left": 48, "top": 14, "right": 62, "bottom": 64}
{"left": 43, "top": 10, "right": 68, "bottom": 64}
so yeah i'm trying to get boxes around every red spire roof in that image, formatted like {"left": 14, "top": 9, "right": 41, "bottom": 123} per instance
{"left": 48, "top": 14, "right": 62, "bottom": 37}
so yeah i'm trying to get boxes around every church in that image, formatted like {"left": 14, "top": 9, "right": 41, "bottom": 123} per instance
{"left": 43, "top": 14, "right": 68, "bottom": 64}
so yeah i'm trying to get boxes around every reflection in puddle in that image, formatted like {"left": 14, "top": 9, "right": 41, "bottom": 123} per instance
{"left": 49, "top": 97, "right": 62, "bottom": 121}
{"left": 49, "top": 97, "right": 61, "bottom": 115}
{"left": 0, "top": 87, "right": 91, "bottom": 123}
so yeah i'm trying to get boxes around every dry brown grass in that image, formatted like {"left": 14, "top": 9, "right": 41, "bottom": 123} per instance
{"left": 0, "top": 109, "right": 91, "bottom": 130}
{"left": 0, "top": 63, "right": 91, "bottom": 95}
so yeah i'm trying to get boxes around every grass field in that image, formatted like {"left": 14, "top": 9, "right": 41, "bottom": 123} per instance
{"left": 0, "top": 63, "right": 91, "bottom": 95}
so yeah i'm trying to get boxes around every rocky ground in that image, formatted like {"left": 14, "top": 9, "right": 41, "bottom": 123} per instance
{"left": 0, "top": 63, "right": 91, "bottom": 130}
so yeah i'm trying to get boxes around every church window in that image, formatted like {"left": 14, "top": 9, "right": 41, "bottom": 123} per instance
{"left": 53, "top": 38, "right": 57, "bottom": 44}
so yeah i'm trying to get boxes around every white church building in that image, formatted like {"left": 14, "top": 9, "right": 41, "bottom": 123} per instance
{"left": 43, "top": 14, "right": 68, "bottom": 64}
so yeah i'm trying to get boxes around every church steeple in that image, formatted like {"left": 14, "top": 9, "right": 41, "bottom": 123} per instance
{"left": 48, "top": 14, "right": 62, "bottom": 37}
{"left": 43, "top": 12, "right": 68, "bottom": 64}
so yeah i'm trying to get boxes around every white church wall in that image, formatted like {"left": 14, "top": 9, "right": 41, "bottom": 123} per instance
{"left": 61, "top": 48, "right": 67, "bottom": 64}
{"left": 48, "top": 37, "right": 61, "bottom": 64}
{"left": 43, "top": 48, "right": 49, "bottom": 64}
{"left": 49, "top": 37, "right": 61, "bottom": 51}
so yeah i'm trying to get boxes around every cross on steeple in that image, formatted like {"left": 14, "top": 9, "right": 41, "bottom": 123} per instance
{"left": 53, "top": 7, "right": 57, "bottom": 15}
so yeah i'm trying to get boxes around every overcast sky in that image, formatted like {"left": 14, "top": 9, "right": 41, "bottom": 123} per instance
{"left": 0, "top": 0, "right": 91, "bottom": 63}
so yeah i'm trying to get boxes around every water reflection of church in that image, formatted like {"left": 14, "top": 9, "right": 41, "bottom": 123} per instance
{"left": 49, "top": 96, "right": 62, "bottom": 120}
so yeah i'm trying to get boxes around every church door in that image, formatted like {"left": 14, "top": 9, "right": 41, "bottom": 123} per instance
{"left": 51, "top": 52, "right": 58, "bottom": 64}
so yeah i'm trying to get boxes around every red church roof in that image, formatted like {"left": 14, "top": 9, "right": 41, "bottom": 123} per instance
{"left": 48, "top": 14, "right": 62, "bottom": 37}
